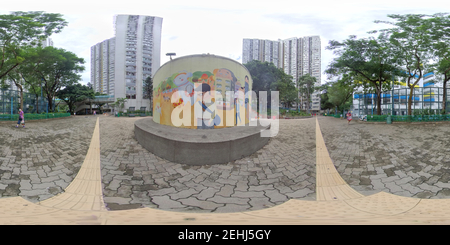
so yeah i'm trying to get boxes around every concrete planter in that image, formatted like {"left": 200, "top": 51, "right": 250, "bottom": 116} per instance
{"left": 134, "top": 118, "right": 270, "bottom": 165}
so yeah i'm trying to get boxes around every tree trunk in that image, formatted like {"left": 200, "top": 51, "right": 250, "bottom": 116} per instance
{"left": 11, "top": 78, "right": 24, "bottom": 111}
{"left": 150, "top": 98, "right": 153, "bottom": 112}
{"left": 408, "top": 87, "right": 414, "bottom": 116}
{"left": 35, "top": 95, "right": 39, "bottom": 114}
{"left": 47, "top": 95, "right": 53, "bottom": 113}
{"left": 19, "top": 88, "right": 23, "bottom": 111}
{"left": 376, "top": 88, "right": 382, "bottom": 115}
{"left": 69, "top": 103, "right": 74, "bottom": 114}
{"left": 443, "top": 80, "right": 448, "bottom": 113}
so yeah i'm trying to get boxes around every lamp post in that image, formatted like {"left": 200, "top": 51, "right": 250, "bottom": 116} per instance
{"left": 166, "top": 53, "right": 176, "bottom": 60}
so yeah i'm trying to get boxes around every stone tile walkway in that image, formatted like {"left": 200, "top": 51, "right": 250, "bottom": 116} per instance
{"left": 2, "top": 115, "right": 450, "bottom": 224}
{"left": 100, "top": 117, "right": 316, "bottom": 212}
{"left": 318, "top": 117, "right": 450, "bottom": 199}
{"left": 0, "top": 116, "right": 96, "bottom": 202}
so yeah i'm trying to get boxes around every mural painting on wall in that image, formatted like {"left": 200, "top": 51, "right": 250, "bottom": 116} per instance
{"left": 153, "top": 68, "right": 251, "bottom": 129}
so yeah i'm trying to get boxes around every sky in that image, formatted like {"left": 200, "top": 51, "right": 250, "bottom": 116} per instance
{"left": 1, "top": 0, "right": 448, "bottom": 86}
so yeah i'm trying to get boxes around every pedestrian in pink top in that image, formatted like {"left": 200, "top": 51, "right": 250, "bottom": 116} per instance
{"left": 16, "top": 108, "right": 25, "bottom": 128}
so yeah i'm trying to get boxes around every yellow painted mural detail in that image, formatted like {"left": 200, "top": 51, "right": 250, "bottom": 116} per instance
{"left": 152, "top": 55, "right": 253, "bottom": 129}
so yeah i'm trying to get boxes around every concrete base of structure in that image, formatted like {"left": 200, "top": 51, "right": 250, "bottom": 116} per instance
{"left": 134, "top": 118, "right": 271, "bottom": 165}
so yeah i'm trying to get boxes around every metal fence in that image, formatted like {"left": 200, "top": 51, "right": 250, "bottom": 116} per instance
{"left": 353, "top": 87, "right": 450, "bottom": 117}
{"left": 365, "top": 114, "right": 450, "bottom": 123}
{"left": 0, "top": 89, "right": 69, "bottom": 121}
{"left": 0, "top": 89, "right": 53, "bottom": 114}
{"left": 0, "top": 112, "right": 71, "bottom": 121}
{"left": 325, "top": 114, "right": 450, "bottom": 123}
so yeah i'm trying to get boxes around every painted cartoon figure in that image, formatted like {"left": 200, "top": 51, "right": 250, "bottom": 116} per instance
{"left": 173, "top": 72, "right": 195, "bottom": 106}
{"left": 244, "top": 75, "right": 250, "bottom": 123}
{"left": 214, "top": 68, "right": 237, "bottom": 110}
{"left": 194, "top": 83, "right": 222, "bottom": 129}
{"left": 234, "top": 81, "right": 245, "bottom": 125}
{"left": 154, "top": 102, "right": 161, "bottom": 123}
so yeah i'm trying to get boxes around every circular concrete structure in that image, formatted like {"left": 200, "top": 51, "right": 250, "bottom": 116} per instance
{"left": 152, "top": 54, "right": 253, "bottom": 129}
{"left": 135, "top": 118, "right": 270, "bottom": 165}
{"left": 135, "top": 54, "right": 269, "bottom": 165}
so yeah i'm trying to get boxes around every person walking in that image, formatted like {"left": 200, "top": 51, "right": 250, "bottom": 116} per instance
{"left": 16, "top": 108, "right": 25, "bottom": 128}
{"left": 346, "top": 111, "right": 352, "bottom": 125}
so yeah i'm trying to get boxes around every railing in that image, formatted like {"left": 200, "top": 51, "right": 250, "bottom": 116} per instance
{"left": 0, "top": 113, "right": 71, "bottom": 121}
{"left": 115, "top": 111, "right": 152, "bottom": 117}
{"left": 55, "top": 95, "right": 115, "bottom": 104}
{"left": 366, "top": 114, "right": 450, "bottom": 122}
{"left": 324, "top": 114, "right": 341, "bottom": 118}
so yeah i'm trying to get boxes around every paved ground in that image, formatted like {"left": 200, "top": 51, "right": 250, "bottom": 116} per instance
{"left": 3, "top": 115, "right": 450, "bottom": 224}
{"left": 318, "top": 117, "right": 450, "bottom": 199}
{"left": 100, "top": 117, "right": 316, "bottom": 212}
{"left": 0, "top": 116, "right": 316, "bottom": 213}
{"left": 4, "top": 114, "right": 450, "bottom": 220}
{"left": 0, "top": 116, "right": 96, "bottom": 202}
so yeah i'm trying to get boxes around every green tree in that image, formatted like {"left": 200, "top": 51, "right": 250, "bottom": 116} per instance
{"left": 243, "top": 60, "right": 281, "bottom": 108}
{"left": 27, "top": 46, "right": 85, "bottom": 112}
{"left": 326, "top": 32, "right": 400, "bottom": 115}
{"left": 320, "top": 92, "right": 334, "bottom": 112}
{"left": 244, "top": 60, "right": 298, "bottom": 112}
{"left": 426, "top": 13, "right": 450, "bottom": 112}
{"left": 376, "top": 14, "right": 435, "bottom": 115}
{"left": 113, "top": 97, "right": 127, "bottom": 113}
{"left": 0, "top": 11, "right": 67, "bottom": 79}
{"left": 271, "top": 71, "right": 296, "bottom": 108}
{"left": 1, "top": 68, "right": 26, "bottom": 110}
{"left": 143, "top": 76, "right": 153, "bottom": 111}
{"left": 297, "top": 74, "right": 317, "bottom": 113}
{"left": 22, "top": 73, "right": 43, "bottom": 113}
{"left": 2, "top": 46, "right": 42, "bottom": 111}
{"left": 56, "top": 83, "right": 94, "bottom": 114}
{"left": 316, "top": 82, "right": 334, "bottom": 111}
{"left": 327, "top": 75, "right": 357, "bottom": 113}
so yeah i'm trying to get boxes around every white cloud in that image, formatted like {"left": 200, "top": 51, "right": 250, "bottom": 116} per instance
{"left": 1, "top": 0, "right": 448, "bottom": 85}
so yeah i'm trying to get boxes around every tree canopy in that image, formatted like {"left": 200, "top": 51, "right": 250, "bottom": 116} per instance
{"left": 426, "top": 13, "right": 450, "bottom": 111}
{"left": 143, "top": 76, "right": 153, "bottom": 110}
{"left": 0, "top": 11, "right": 67, "bottom": 79}
{"left": 325, "top": 32, "right": 400, "bottom": 115}
{"left": 376, "top": 14, "right": 435, "bottom": 115}
{"left": 326, "top": 12, "right": 450, "bottom": 115}
{"left": 243, "top": 60, "right": 293, "bottom": 110}
{"left": 26, "top": 46, "right": 85, "bottom": 111}
{"left": 56, "top": 83, "right": 94, "bottom": 114}
{"left": 298, "top": 74, "right": 317, "bottom": 113}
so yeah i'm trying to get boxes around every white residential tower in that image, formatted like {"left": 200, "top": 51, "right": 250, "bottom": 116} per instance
{"left": 91, "top": 15, "right": 163, "bottom": 112}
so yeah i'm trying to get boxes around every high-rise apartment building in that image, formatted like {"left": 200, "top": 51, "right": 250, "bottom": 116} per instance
{"left": 41, "top": 38, "right": 54, "bottom": 48}
{"left": 242, "top": 39, "right": 283, "bottom": 68}
{"left": 243, "top": 36, "right": 321, "bottom": 86}
{"left": 91, "top": 15, "right": 163, "bottom": 111}
{"left": 243, "top": 36, "right": 321, "bottom": 111}
{"left": 91, "top": 37, "right": 115, "bottom": 95}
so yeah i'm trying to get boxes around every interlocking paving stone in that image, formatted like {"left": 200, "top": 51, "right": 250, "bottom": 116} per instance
{"left": 5, "top": 116, "right": 450, "bottom": 224}
{"left": 0, "top": 117, "right": 96, "bottom": 202}
{"left": 318, "top": 116, "right": 450, "bottom": 199}
{"left": 10, "top": 115, "right": 450, "bottom": 221}
{"left": 99, "top": 117, "right": 316, "bottom": 212}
